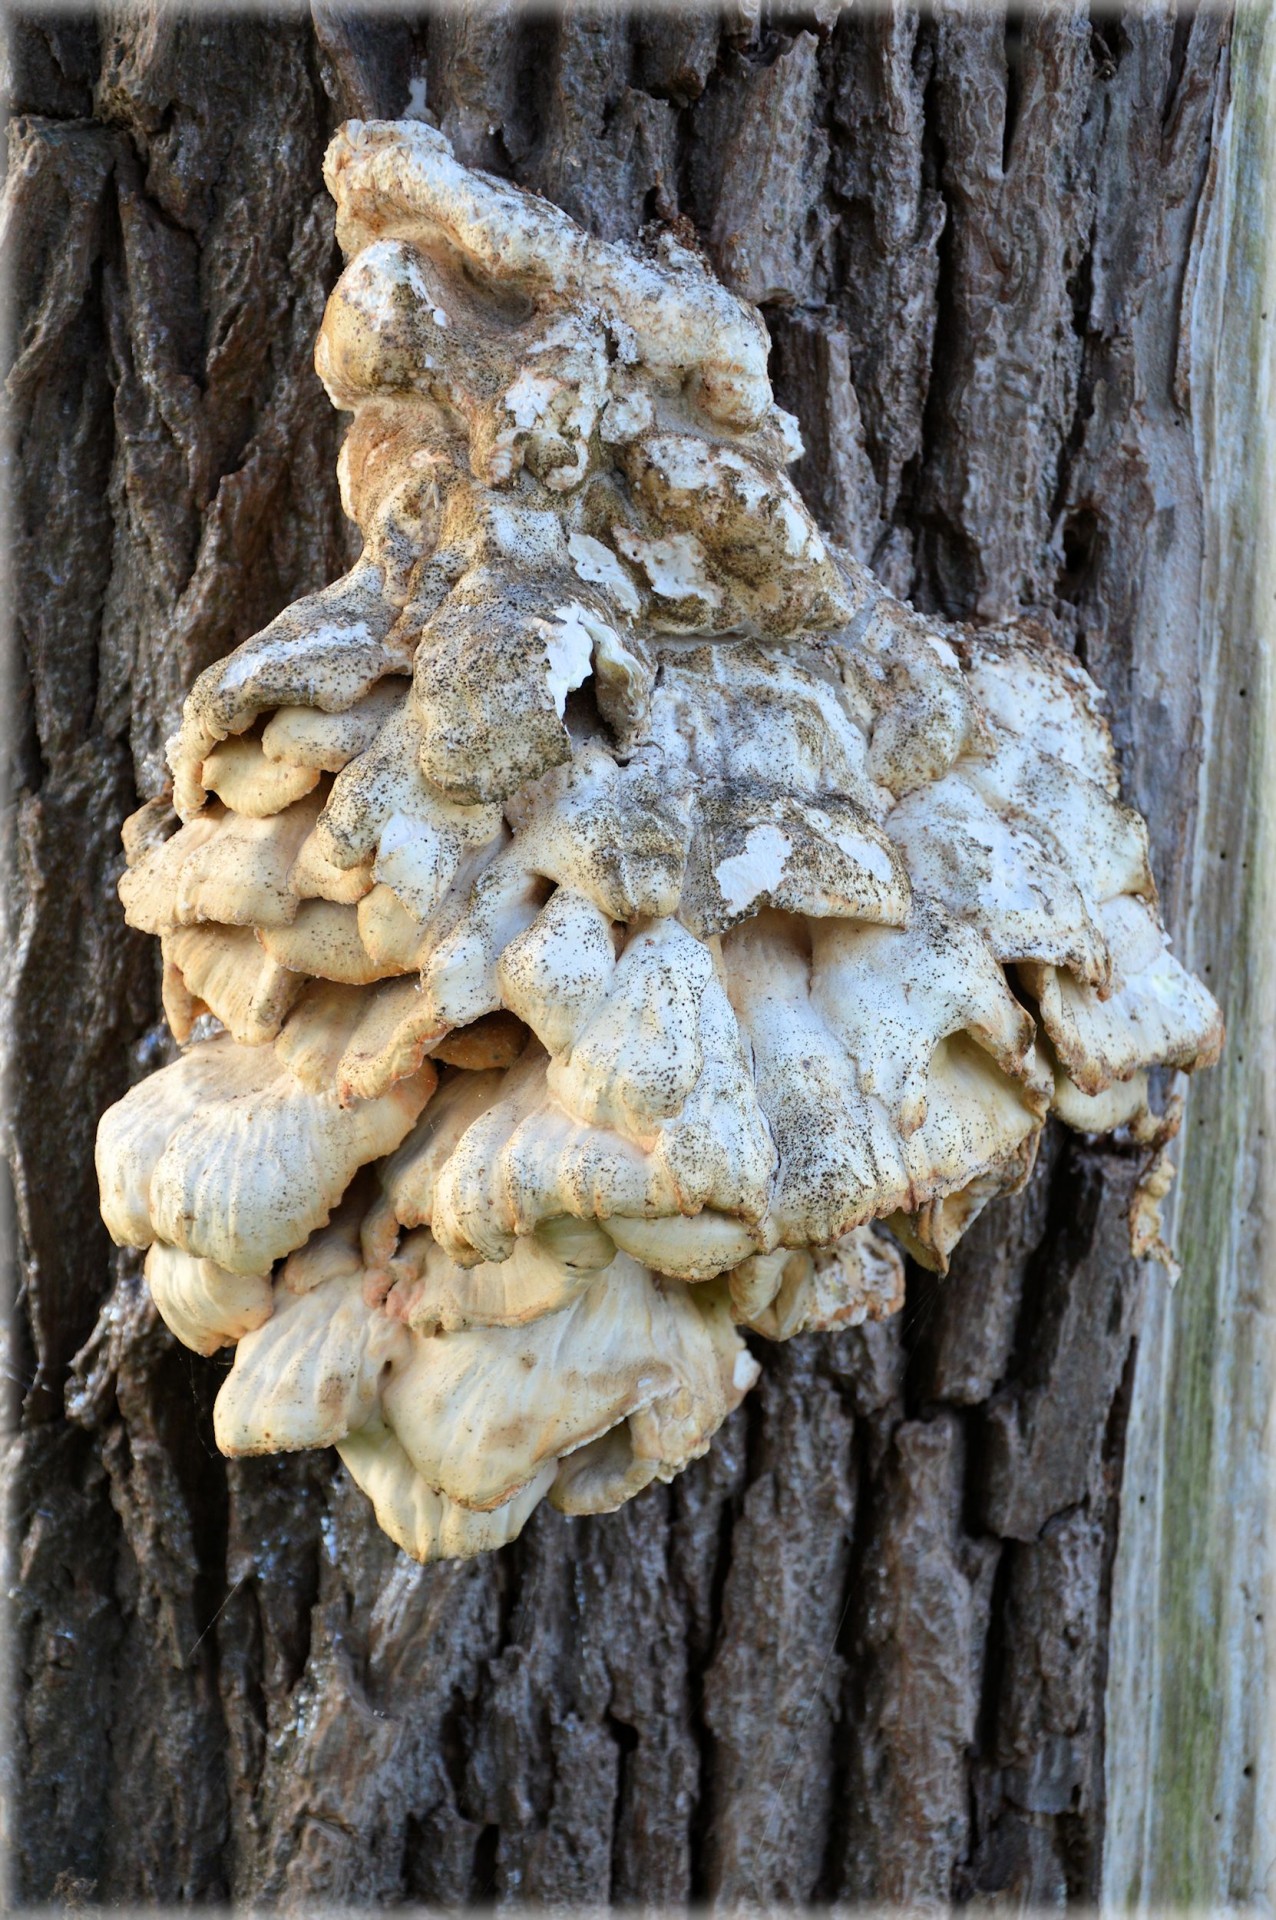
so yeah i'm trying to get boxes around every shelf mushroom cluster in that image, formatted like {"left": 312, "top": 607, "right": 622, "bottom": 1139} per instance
{"left": 96, "top": 120, "right": 1222, "bottom": 1563}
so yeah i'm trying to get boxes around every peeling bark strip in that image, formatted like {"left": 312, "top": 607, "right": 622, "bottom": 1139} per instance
{"left": 1106, "top": 11, "right": 1276, "bottom": 1904}
{"left": 4, "top": 7, "right": 1233, "bottom": 1906}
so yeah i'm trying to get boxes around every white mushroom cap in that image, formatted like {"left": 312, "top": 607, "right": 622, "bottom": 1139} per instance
{"left": 548, "top": 1425, "right": 665, "bottom": 1517}
{"left": 552, "top": 1279, "right": 758, "bottom": 1514}
{"left": 497, "top": 888, "right": 618, "bottom": 1056}
{"left": 1051, "top": 1068, "right": 1151, "bottom": 1135}
{"left": 144, "top": 1244, "right": 274, "bottom": 1356}
{"left": 1021, "top": 895, "right": 1223, "bottom": 1095}
{"left": 370, "top": 1066, "right": 509, "bottom": 1249}
{"left": 380, "top": 1255, "right": 749, "bottom": 1511}
{"left": 957, "top": 626, "right": 1118, "bottom": 793}
{"left": 807, "top": 901, "right": 1043, "bottom": 1134}
{"left": 97, "top": 1035, "right": 435, "bottom": 1274}
{"left": 168, "top": 564, "right": 412, "bottom": 820}
{"left": 383, "top": 1225, "right": 606, "bottom": 1334}
{"left": 338, "top": 1426, "right": 556, "bottom": 1563}
{"left": 261, "top": 675, "right": 409, "bottom": 773}
{"left": 122, "top": 794, "right": 325, "bottom": 934}
{"left": 887, "top": 1142, "right": 1037, "bottom": 1276}
{"left": 730, "top": 1227, "right": 905, "bottom": 1340}
{"left": 885, "top": 769, "right": 1112, "bottom": 987}
{"left": 202, "top": 735, "right": 321, "bottom": 818}
{"left": 720, "top": 910, "right": 1048, "bottom": 1250}
{"left": 160, "top": 924, "right": 303, "bottom": 1046}
{"left": 287, "top": 829, "right": 375, "bottom": 908}
{"left": 214, "top": 1271, "right": 411, "bottom": 1455}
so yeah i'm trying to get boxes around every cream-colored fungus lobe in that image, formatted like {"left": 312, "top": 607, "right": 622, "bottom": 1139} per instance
{"left": 95, "top": 120, "right": 1223, "bottom": 1563}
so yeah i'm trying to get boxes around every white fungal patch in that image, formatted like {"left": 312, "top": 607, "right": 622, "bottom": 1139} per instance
{"left": 503, "top": 369, "right": 561, "bottom": 428}
{"left": 717, "top": 450, "right": 771, "bottom": 512}
{"left": 733, "top": 1348, "right": 762, "bottom": 1392}
{"left": 600, "top": 388, "right": 652, "bottom": 442}
{"left": 538, "top": 604, "right": 597, "bottom": 715}
{"left": 567, "top": 533, "right": 641, "bottom": 616}
{"left": 775, "top": 408, "right": 804, "bottom": 460}
{"left": 832, "top": 829, "right": 897, "bottom": 885}
{"left": 530, "top": 318, "right": 584, "bottom": 353}
{"left": 402, "top": 253, "right": 433, "bottom": 307}
{"left": 614, "top": 529, "right": 721, "bottom": 608}
{"left": 714, "top": 825, "right": 794, "bottom": 914}
{"left": 651, "top": 438, "right": 716, "bottom": 491}
{"left": 402, "top": 72, "right": 429, "bottom": 121}
{"left": 779, "top": 493, "right": 811, "bottom": 556}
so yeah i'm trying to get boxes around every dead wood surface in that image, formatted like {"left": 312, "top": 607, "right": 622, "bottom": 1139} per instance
{"left": 3, "top": 7, "right": 1230, "bottom": 1906}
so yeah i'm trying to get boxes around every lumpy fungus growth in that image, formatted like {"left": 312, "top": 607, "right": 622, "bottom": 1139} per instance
{"left": 96, "top": 120, "right": 1222, "bottom": 1562}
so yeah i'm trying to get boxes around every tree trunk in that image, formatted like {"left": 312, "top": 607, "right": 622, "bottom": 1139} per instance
{"left": 3, "top": 6, "right": 1237, "bottom": 1907}
{"left": 1104, "top": 11, "right": 1275, "bottom": 1903}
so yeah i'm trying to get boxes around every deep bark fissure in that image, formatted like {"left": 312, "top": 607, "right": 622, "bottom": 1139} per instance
{"left": 900, "top": 22, "right": 960, "bottom": 616}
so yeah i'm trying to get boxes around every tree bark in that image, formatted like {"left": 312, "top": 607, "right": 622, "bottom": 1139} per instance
{"left": 1105, "top": 11, "right": 1276, "bottom": 1903}
{"left": 3, "top": 6, "right": 1234, "bottom": 1907}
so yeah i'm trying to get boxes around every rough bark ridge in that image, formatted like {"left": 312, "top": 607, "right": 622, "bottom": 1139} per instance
{"left": 3, "top": 7, "right": 1228, "bottom": 1906}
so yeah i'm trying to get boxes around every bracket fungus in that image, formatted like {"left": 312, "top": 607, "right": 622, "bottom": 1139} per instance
{"left": 96, "top": 120, "right": 1223, "bottom": 1565}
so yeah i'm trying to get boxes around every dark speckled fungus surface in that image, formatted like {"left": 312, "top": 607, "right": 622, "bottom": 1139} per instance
{"left": 95, "top": 120, "right": 1222, "bottom": 1562}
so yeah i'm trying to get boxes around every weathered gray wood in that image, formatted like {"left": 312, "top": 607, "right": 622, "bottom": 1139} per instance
{"left": 1105, "top": 10, "right": 1276, "bottom": 1906}
{"left": 2, "top": 6, "right": 1239, "bottom": 1906}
